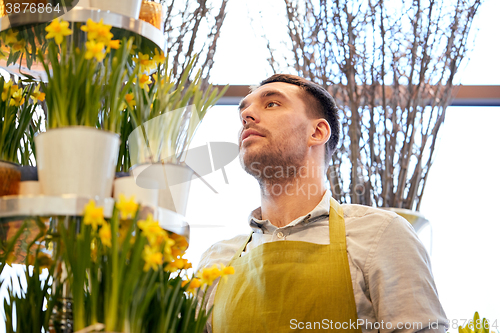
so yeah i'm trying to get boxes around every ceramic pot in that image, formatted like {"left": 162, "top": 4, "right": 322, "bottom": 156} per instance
{"left": 35, "top": 127, "right": 120, "bottom": 198}
{"left": 130, "top": 163, "right": 194, "bottom": 216}
{"left": 113, "top": 176, "right": 158, "bottom": 208}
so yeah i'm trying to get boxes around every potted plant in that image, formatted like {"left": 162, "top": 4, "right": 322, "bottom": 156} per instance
{"left": 33, "top": 18, "right": 139, "bottom": 198}
{"left": 0, "top": 75, "right": 42, "bottom": 196}
{"left": 116, "top": 51, "right": 227, "bottom": 214}
{"left": 0, "top": 196, "right": 235, "bottom": 332}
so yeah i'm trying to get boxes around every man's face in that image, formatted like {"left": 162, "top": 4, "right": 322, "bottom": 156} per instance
{"left": 238, "top": 82, "right": 311, "bottom": 182}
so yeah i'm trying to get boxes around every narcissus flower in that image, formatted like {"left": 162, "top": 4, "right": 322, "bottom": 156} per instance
{"left": 142, "top": 245, "right": 163, "bottom": 271}
{"left": 165, "top": 257, "right": 191, "bottom": 272}
{"left": 28, "top": 252, "right": 54, "bottom": 273}
{"left": 45, "top": 18, "right": 73, "bottom": 45}
{"left": 85, "top": 40, "right": 106, "bottom": 62}
{"left": 219, "top": 263, "right": 235, "bottom": 283}
{"left": 11, "top": 40, "right": 26, "bottom": 53}
{"left": 116, "top": 194, "right": 139, "bottom": 219}
{"left": 135, "top": 52, "right": 155, "bottom": 72}
{"left": 153, "top": 49, "right": 166, "bottom": 66}
{"left": 81, "top": 18, "right": 113, "bottom": 44}
{"left": 3, "top": 29, "right": 19, "bottom": 45}
{"left": 31, "top": 84, "right": 45, "bottom": 103}
{"left": 2, "top": 80, "right": 13, "bottom": 101}
{"left": 138, "top": 74, "right": 152, "bottom": 91}
{"left": 108, "top": 39, "right": 120, "bottom": 50}
{"left": 137, "top": 214, "right": 168, "bottom": 248}
{"left": 83, "top": 200, "right": 105, "bottom": 231}
{"left": 182, "top": 278, "right": 201, "bottom": 294}
{"left": 99, "top": 222, "right": 112, "bottom": 248}
{"left": 10, "top": 86, "right": 25, "bottom": 107}
{"left": 198, "top": 264, "right": 222, "bottom": 287}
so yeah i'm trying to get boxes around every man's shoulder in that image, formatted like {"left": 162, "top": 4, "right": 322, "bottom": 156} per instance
{"left": 340, "top": 203, "right": 417, "bottom": 245}
{"left": 341, "top": 203, "right": 405, "bottom": 226}
{"left": 197, "top": 234, "right": 250, "bottom": 270}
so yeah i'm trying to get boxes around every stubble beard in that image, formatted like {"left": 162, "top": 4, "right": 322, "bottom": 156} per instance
{"left": 239, "top": 127, "right": 308, "bottom": 189}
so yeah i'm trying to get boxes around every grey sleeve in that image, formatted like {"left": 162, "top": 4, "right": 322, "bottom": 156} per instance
{"left": 365, "top": 216, "right": 448, "bottom": 333}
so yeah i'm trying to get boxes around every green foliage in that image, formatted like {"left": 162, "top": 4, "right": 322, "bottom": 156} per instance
{"left": 0, "top": 77, "right": 40, "bottom": 165}
{"left": 0, "top": 217, "right": 60, "bottom": 333}
{"left": 126, "top": 54, "right": 228, "bottom": 166}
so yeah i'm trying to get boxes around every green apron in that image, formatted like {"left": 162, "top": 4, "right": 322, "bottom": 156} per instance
{"left": 213, "top": 198, "right": 361, "bottom": 332}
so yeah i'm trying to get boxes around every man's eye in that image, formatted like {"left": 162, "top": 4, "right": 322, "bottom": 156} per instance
{"left": 266, "top": 102, "right": 279, "bottom": 108}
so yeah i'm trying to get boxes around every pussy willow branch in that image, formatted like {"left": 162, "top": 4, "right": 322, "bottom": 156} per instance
{"left": 266, "top": 0, "right": 481, "bottom": 210}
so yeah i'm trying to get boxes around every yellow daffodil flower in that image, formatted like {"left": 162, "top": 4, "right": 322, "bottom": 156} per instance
{"left": 137, "top": 213, "right": 168, "bottom": 248}
{"left": 163, "top": 234, "right": 177, "bottom": 262}
{"left": 125, "top": 93, "right": 136, "bottom": 107}
{"left": 170, "top": 233, "right": 188, "bottom": 258}
{"left": 153, "top": 48, "right": 166, "bottom": 65}
{"left": 2, "top": 80, "right": 13, "bottom": 101}
{"left": 85, "top": 40, "right": 106, "bottom": 62}
{"left": 218, "top": 263, "right": 236, "bottom": 283}
{"left": 10, "top": 86, "right": 25, "bottom": 107}
{"left": 116, "top": 194, "right": 139, "bottom": 219}
{"left": 165, "top": 257, "right": 191, "bottom": 273}
{"left": 31, "top": 84, "right": 45, "bottom": 103}
{"left": 135, "top": 52, "right": 154, "bottom": 72}
{"left": 182, "top": 278, "right": 201, "bottom": 294}
{"left": 108, "top": 39, "right": 120, "bottom": 49}
{"left": 142, "top": 245, "right": 163, "bottom": 271}
{"left": 11, "top": 40, "right": 26, "bottom": 53}
{"left": 83, "top": 200, "right": 105, "bottom": 231}
{"left": 81, "top": 18, "right": 113, "bottom": 44}
{"left": 3, "top": 29, "right": 18, "bottom": 45}
{"left": 138, "top": 74, "right": 152, "bottom": 91}
{"left": 45, "top": 18, "right": 73, "bottom": 45}
{"left": 28, "top": 252, "right": 53, "bottom": 273}
{"left": 99, "top": 222, "right": 112, "bottom": 248}
{"left": 198, "top": 264, "right": 222, "bottom": 287}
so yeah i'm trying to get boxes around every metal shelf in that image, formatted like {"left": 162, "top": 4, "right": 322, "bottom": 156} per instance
{"left": 0, "top": 195, "right": 189, "bottom": 241}
{"left": 0, "top": 7, "right": 166, "bottom": 79}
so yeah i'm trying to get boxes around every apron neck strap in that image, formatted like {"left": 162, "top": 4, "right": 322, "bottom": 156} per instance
{"left": 231, "top": 197, "right": 344, "bottom": 262}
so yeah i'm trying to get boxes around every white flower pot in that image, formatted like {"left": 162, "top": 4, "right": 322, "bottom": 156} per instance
{"left": 130, "top": 163, "right": 194, "bottom": 216}
{"left": 113, "top": 176, "right": 158, "bottom": 208}
{"left": 19, "top": 181, "right": 40, "bottom": 196}
{"left": 35, "top": 127, "right": 120, "bottom": 198}
{"left": 88, "top": 0, "right": 142, "bottom": 19}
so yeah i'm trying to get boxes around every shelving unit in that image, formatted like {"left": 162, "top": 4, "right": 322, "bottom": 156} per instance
{"left": 0, "top": 7, "right": 166, "bottom": 79}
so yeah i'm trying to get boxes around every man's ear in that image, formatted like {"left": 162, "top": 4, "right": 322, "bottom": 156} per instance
{"left": 309, "top": 119, "right": 331, "bottom": 148}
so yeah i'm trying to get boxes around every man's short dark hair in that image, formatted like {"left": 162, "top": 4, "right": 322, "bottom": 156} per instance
{"left": 258, "top": 74, "right": 340, "bottom": 167}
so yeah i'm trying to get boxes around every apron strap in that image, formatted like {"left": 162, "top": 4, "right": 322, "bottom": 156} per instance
{"left": 230, "top": 231, "right": 253, "bottom": 263}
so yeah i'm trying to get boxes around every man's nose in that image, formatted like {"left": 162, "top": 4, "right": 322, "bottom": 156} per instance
{"left": 241, "top": 105, "right": 258, "bottom": 125}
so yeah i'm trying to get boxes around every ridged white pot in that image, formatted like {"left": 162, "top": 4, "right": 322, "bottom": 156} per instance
{"left": 35, "top": 127, "right": 120, "bottom": 198}
{"left": 113, "top": 176, "right": 158, "bottom": 208}
{"left": 130, "top": 163, "right": 194, "bottom": 216}
{"left": 88, "top": 0, "right": 142, "bottom": 19}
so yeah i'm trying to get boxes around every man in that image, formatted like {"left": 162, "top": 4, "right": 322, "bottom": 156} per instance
{"left": 198, "top": 74, "right": 448, "bottom": 332}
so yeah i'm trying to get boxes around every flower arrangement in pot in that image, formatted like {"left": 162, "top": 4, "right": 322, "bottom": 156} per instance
{"left": 0, "top": 75, "right": 43, "bottom": 196}
{"left": 0, "top": 196, "right": 235, "bottom": 332}
{"left": 114, "top": 51, "right": 228, "bottom": 214}
{"left": 34, "top": 18, "right": 139, "bottom": 199}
